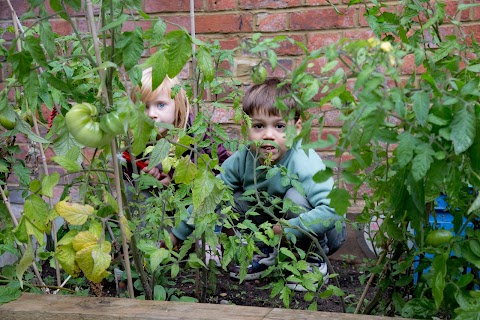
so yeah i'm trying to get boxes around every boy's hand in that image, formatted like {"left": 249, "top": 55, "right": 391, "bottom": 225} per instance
{"left": 158, "top": 233, "right": 180, "bottom": 249}
{"left": 272, "top": 225, "right": 283, "bottom": 235}
{"left": 142, "top": 161, "right": 171, "bottom": 186}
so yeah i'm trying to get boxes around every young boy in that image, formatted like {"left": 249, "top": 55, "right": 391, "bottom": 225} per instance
{"left": 166, "top": 78, "right": 346, "bottom": 290}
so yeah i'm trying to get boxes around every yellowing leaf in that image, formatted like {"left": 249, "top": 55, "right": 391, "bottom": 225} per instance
{"left": 103, "top": 190, "right": 118, "bottom": 213}
{"left": 16, "top": 239, "right": 34, "bottom": 288}
{"left": 75, "top": 241, "right": 111, "bottom": 283}
{"left": 55, "top": 243, "right": 80, "bottom": 277}
{"left": 55, "top": 201, "right": 93, "bottom": 225}
{"left": 72, "top": 231, "right": 98, "bottom": 252}
{"left": 120, "top": 215, "right": 132, "bottom": 242}
{"left": 57, "top": 230, "right": 79, "bottom": 246}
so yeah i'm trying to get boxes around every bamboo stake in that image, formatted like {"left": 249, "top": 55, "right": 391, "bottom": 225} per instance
{"left": 84, "top": 0, "right": 134, "bottom": 299}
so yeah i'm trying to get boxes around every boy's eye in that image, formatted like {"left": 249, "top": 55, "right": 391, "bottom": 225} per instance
{"left": 252, "top": 124, "right": 263, "bottom": 129}
{"left": 275, "top": 123, "right": 286, "bottom": 129}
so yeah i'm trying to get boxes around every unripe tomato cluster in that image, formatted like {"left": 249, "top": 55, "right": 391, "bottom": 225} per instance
{"left": 65, "top": 103, "right": 126, "bottom": 148}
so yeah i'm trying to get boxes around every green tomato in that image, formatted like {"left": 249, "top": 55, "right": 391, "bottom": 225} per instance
{"left": 252, "top": 65, "right": 267, "bottom": 85}
{"left": 425, "top": 229, "right": 453, "bottom": 247}
{"left": 0, "top": 115, "right": 16, "bottom": 130}
{"left": 100, "top": 111, "right": 126, "bottom": 136}
{"left": 65, "top": 103, "right": 113, "bottom": 148}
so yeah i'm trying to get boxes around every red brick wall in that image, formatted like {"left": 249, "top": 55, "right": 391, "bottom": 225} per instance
{"left": 1, "top": 0, "right": 479, "bottom": 211}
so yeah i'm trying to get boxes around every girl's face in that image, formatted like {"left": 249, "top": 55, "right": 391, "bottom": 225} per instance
{"left": 145, "top": 89, "right": 176, "bottom": 134}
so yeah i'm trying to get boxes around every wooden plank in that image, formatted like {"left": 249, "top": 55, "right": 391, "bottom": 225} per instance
{"left": 0, "top": 293, "right": 398, "bottom": 320}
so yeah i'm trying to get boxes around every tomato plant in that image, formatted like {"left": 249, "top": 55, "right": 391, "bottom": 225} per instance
{"left": 0, "top": 115, "right": 15, "bottom": 130}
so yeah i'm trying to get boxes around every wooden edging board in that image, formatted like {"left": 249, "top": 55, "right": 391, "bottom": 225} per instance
{"left": 0, "top": 293, "right": 407, "bottom": 320}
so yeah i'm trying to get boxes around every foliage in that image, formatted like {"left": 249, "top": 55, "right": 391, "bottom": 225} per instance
{"left": 0, "top": 0, "right": 479, "bottom": 319}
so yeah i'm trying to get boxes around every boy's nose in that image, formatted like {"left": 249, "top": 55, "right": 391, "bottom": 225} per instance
{"left": 262, "top": 127, "right": 275, "bottom": 140}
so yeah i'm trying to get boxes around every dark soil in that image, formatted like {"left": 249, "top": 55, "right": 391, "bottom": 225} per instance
{"left": 171, "top": 259, "right": 372, "bottom": 313}
{"left": 41, "top": 259, "right": 373, "bottom": 314}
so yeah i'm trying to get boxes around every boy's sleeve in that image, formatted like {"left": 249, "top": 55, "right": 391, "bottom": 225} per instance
{"left": 284, "top": 149, "right": 343, "bottom": 239}
{"left": 171, "top": 205, "right": 195, "bottom": 241}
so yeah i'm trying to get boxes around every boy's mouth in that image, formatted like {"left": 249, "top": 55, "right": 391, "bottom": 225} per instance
{"left": 260, "top": 145, "right": 276, "bottom": 152}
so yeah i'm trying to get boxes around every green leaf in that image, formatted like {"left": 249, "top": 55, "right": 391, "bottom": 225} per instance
{"left": 268, "top": 49, "right": 277, "bottom": 70}
{"left": 192, "top": 170, "right": 223, "bottom": 216}
{"left": 327, "top": 188, "right": 350, "bottom": 215}
{"left": 301, "top": 79, "right": 320, "bottom": 102}
{"left": 145, "top": 51, "right": 169, "bottom": 90}
{"left": 118, "top": 29, "right": 144, "bottom": 71}
{"left": 39, "top": 19, "right": 56, "bottom": 60}
{"left": 0, "top": 286, "right": 22, "bottom": 304}
{"left": 99, "top": 14, "right": 128, "bottom": 32}
{"left": 41, "top": 172, "right": 60, "bottom": 198}
{"left": 411, "top": 144, "right": 435, "bottom": 181}
{"left": 467, "top": 64, "right": 480, "bottom": 73}
{"left": 16, "top": 239, "right": 34, "bottom": 288}
{"left": 24, "top": 194, "right": 50, "bottom": 234}
{"left": 412, "top": 91, "right": 429, "bottom": 127}
{"left": 396, "top": 132, "right": 416, "bottom": 168}
{"left": 173, "top": 157, "right": 197, "bottom": 184}
{"left": 51, "top": 156, "right": 81, "bottom": 172}
{"left": 149, "top": 18, "right": 166, "bottom": 47}
{"left": 312, "top": 168, "right": 333, "bottom": 183}
{"left": 147, "top": 138, "right": 171, "bottom": 170}
{"left": 164, "top": 30, "right": 192, "bottom": 78}
{"left": 55, "top": 201, "right": 93, "bottom": 226}
{"left": 433, "top": 38, "right": 460, "bottom": 62}
{"left": 24, "top": 35, "right": 48, "bottom": 68}
{"left": 401, "top": 298, "right": 437, "bottom": 319}
{"left": 150, "top": 248, "right": 170, "bottom": 272}
{"left": 450, "top": 105, "right": 476, "bottom": 155}
{"left": 431, "top": 253, "right": 447, "bottom": 309}
{"left": 197, "top": 46, "right": 215, "bottom": 82}
{"left": 8, "top": 51, "right": 33, "bottom": 82}
{"left": 468, "top": 193, "right": 480, "bottom": 216}
{"left": 153, "top": 285, "right": 167, "bottom": 301}
{"left": 12, "top": 163, "right": 31, "bottom": 186}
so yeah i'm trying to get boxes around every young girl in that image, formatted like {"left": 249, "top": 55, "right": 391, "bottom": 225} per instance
{"left": 123, "top": 67, "right": 229, "bottom": 187}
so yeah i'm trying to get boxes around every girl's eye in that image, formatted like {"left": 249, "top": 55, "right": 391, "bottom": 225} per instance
{"left": 156, "top": 102, "right": 166, "bottom": 109}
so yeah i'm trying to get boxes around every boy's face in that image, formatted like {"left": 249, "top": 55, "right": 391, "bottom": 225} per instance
{"left": 248, "top": 112, "right": 300, "bottom": 165}
{"left": 145, "top": 89, "right": 176, "bottom": 134}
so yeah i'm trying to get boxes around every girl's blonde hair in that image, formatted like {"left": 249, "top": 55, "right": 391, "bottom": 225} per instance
{"left": 133, "top": 67, "right": 190, "bottom": 131}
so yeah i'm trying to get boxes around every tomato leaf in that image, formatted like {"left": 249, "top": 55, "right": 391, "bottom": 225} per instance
{"left": 412, "top": 91, "right": 429, "bottom": 127}
{"left": 450, "top": 105, "right": 475, "bottom": 155}
{"left": 55, "top": 201, "right": 93, "bottom": 226}
{"left": 164, "top": 30, "right": 192, "bottom": 78}
{"left": 431, "top": 253, "right": 448, "bottom": 309}
{"left": 16, "top": 239, "right": 34, "bottom": 288}
{"left": 41, "top": 172, "right": 60, "bottom": 198}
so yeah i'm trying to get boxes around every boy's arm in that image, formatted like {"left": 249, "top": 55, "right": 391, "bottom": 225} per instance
{"left": 283, "top": 150, "right": 342, "bottom": 239}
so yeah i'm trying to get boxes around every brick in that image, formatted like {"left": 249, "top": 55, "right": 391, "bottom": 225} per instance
{"left": 291, "top": 7, "right": 357, "bottom": 31}
{"left": 445, "top": 0, "right": 471, "bottom": 22}
{"left": 257, "top": 13, "right": 288, "bottom": 32}
{"left": 239, "top": 0, "right": 303, "bottom": 10}
{"left": 144, "top": 0, "right": 203, "bottom": 13}
{"left": 121, "top": 20, "right": 151, "bottom": 33}
{"left": 0, "top": 0, "right": 29, "bottom": 20}
{"left": 266, "top": 59, "right": 295, "bottom": 78}
{"left": 50, "top": 19, "right": 73, "bottom": 36}
{"left": 259, "top": 34, "right": 304, "bottom": 56}
{"left": 210, "top": 107, "right": 235, "bottom": 123}
{"left": 342, "top": 29, "right": 375, "bottom": 41}
{"left": 306, "top": 0, "right": 338, "bottom": 5}
{"left": 400, "top": 53, "right": 426, "bottom": 75}
{"left": 164, "top": 16, "right": 191, "bottom": 32}
{"left": 0, "top": 21, "right": 16, "bottom": 41}
{"left": 196, "top": 13, "right": 254, "bottom": 33}
{"left": 307, "top": 32, "right": 342, "bottom": 51}
{"left": 207, "top": 0, "right": 237, "bottom": 11}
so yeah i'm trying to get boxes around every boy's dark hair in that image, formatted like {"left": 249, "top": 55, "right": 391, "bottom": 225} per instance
{"left": 242, "top": 78, "right": 299, "bottom": 121}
